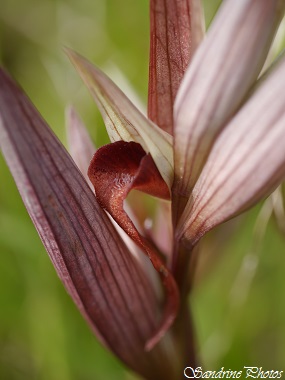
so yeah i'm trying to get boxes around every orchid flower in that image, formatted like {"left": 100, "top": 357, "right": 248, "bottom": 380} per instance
{"left": 1, "top": 0, "right": 285, "bottom": 378}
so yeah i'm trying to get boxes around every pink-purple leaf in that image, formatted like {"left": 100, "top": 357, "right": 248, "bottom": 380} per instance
{"left": 88, "top": 141, "right": 179, "bottom": 351}
{"left": 0, "top": 68, "right": 178, "bottom": 379}
{"left": 65, "top": 105, "right": 95, "bottom": 185}
{"left": 148, "top": 0, "right": 204, "bottom": 134}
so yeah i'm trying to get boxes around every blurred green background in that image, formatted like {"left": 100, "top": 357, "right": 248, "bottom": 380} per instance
{"left": 0, "top": 0, "right": 285, "bottom": 379}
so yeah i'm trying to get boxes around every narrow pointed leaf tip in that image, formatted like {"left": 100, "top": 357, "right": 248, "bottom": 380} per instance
{"left": 88, "top": 141, "right": 179, "bottom": 351}
{"left": 65, "top": 48, "right": 174, "bottom": 190}
{"left": 173, "top": 0, "right": 285, "bottom": 214}
{"left": 65, "top": 106, "right": 95, "bottom": 184}
{"left": 0, "top": 68, "right": 177, "bottom": 378}
{"left": 178, "top": 54, "right": 285, "bottom": 246}
{"left": 148, "top": 0, "right": 205, "bottom": 134}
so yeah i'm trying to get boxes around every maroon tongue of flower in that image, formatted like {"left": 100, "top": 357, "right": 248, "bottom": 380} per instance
{"left": 88, "top": 140, "right": 179, "bottom": 350}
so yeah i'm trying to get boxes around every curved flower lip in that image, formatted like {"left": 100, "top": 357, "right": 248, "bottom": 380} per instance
{"left": 0, "top": 68, "right": 176, "bottom": 378}
{"left": 66, "top": 48, "right": 174, "bottom": 191}
{"left": 65, "top": 106, "right": 160, "bottom": 274}
{"left": 88, "top": 140, "right": 179, "bottom": 351}
{"left": 177, "top": 53, "right": 285, "bottom": 246}
{"left": 172, "top": 0, "right": 285, "bottom": 218}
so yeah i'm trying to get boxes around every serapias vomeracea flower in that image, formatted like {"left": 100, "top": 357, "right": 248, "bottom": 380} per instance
{"left": 1, "top": 0, "right": 285, "bottom": 378}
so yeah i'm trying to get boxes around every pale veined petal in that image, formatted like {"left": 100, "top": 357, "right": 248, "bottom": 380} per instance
{"left": 177, "top": 54, "right": 285, "bottom": 246}
{"left": 173, "top": 0, "right": 285, "bottom": 220}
